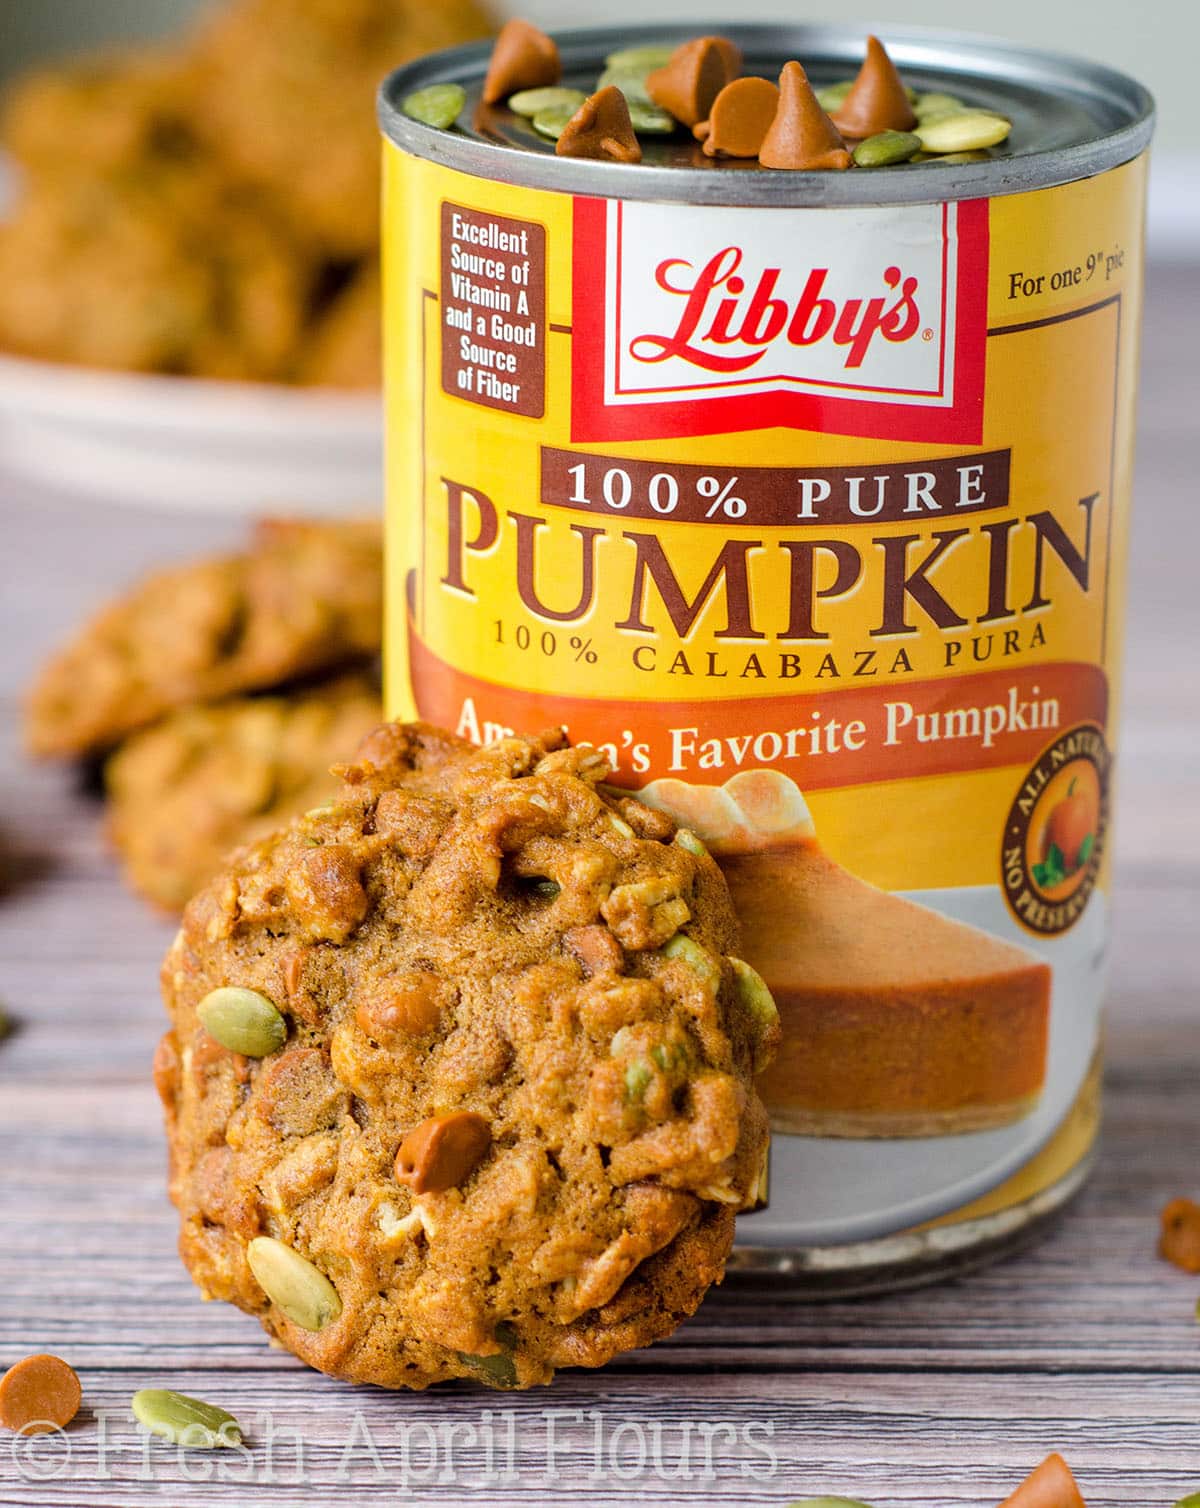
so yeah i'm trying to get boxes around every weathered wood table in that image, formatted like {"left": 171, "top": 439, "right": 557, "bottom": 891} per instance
{"left": 0, "top": 265, "right": 1197, "bottom": 1508}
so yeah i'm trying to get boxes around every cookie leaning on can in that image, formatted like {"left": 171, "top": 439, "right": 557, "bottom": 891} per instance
{"left": 155, "top": 724, "right": 776, "bottom": 1389}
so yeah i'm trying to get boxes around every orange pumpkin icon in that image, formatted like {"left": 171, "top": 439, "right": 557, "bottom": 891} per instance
{"left": 1041, "top": 777, "right": 1096, "bottom": 876}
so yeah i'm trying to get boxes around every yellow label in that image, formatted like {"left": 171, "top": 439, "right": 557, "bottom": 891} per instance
{"left": 384, "top": 142, "right": 1147, "bottom": 1242}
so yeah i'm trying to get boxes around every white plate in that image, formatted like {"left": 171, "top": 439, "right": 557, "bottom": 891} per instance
{"left": 734, "top": 885, "right": 1108, "bottom": 1249}
{"left": 0, "top": 353, "right": 383, "bottom": 510}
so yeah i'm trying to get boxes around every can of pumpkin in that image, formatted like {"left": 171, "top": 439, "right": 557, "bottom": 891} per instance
{"left": 379, "top": 24, "right": 1154, "bottom": 1290}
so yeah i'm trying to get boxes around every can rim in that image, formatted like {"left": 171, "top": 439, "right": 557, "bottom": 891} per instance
{"left": 378, "top": 21, "right": 1155, "bottom": 205}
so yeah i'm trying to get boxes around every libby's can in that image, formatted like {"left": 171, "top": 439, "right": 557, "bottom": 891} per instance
{"left": 379, "top": 24, "right": 1154, "bottom": 1291}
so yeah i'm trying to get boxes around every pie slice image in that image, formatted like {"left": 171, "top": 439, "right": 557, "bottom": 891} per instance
{"left": 639, "top": 771, "right": 1051, "bottom": 1139}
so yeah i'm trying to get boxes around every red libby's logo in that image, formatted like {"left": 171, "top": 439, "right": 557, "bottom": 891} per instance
{"left": 630, "top": 248, "right": 922, "bottom": 374}
{"left": 571, "top": 197, "right": 989, "bottom": 444}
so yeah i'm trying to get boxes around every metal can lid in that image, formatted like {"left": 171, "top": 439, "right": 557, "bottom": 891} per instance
{"left": 379, "top": 22, "right": 1154, "bottom": 205}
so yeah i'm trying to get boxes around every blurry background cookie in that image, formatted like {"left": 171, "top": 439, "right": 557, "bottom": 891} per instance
{"left": 189, "top": 0, "right": 494, "bottom": 261}
{"left": 0, "top": 164, "right": 310, "bottom": 379}
{"left": 0, "top": 0, "right": 496, "bottom": 388}
{"left": 106, "top": 673, "right": 382, "bottom": 910}
{"left": 26, "top": 517, "right": 382, "bottom": 759}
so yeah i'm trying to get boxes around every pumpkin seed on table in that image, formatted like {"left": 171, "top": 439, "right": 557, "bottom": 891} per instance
{"left": 402, "top": 83, "right": 467, "bottom": 130}
{"left": 852, "top": 130, "right": 922, "bottom": 167}
{"left": 246, "top": 1237, "right": 342, "bottom": 1332}
{"left": 916, "top": 110, "right": 1012, "bottom": 153}
{"left": 196, "top": 986, "right": 286, "bottom": 1058}
{"left": 785, "top": 1499, "right": 877, "bottom": 1508}
{"left": 131, "top": 1390, "right": 242, "bottom": 1449}
{"left": 508, "top": 85, "right": 586, "bottom": 117}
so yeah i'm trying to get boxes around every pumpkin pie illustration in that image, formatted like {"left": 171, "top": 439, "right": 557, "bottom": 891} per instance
{"left": 638, "top": 771, "right": 1051, "bottom": 1139}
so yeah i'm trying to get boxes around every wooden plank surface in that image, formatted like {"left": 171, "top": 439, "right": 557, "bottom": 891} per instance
{"left": 0, "top": 263, "right": 1198, "bottom": 1507}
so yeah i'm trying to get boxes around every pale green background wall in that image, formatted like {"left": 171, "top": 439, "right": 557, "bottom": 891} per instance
{"left": 0, "top": 0, "right": 1182, "bottom": 149}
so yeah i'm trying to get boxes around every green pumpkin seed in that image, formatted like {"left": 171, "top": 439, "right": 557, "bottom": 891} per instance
{"left": 785, "top": 1500, "right": 877, "bottom": 1508}
{"left": 661, "top": 933, "right": 722, "bottom": 993}
{"left": 458, "top": 1322, "right": 519, "bottom": 1389}
{"left": 628, "top": 99, "right": 677, "bottom": 135}
{"left": 814, "top": 79, "right": 854, "bottom": 111}
{"left": 532, "top": 103, "right": 579, "bottom": 141}
{"left": 197, "top": 986, "right": 285, "bottom": 1058}
{"left": 913, "top": 91, "right": 964, "bottom": 118}
{"left": 402, "top": 83, "right": 466, "bottom": 130}
{"left": 624, "top": 1059, "right": 654, "bottom": 1102}
{"left": 674, "top": 828, "right": 707, "bottom": 857}
{"left": 596, "top": 67, "right": 654, "bottom": 106}
{"left": 246, "top": 1237, "right": 342, "bottom": 1331}
{"left": 1172, "top": 1496, "right": 1200, "bottom": 1507}
{"left": 508, "top": 86, "right": 586, "bottom": 118}
{"left": 921, "top": 149, "right": 994, "bottom": 164}
{"left": 916, "top": 110, "right": 1012, "bottom": 153}
{"left": 852, "top": 130, "right": 922, "bottom": 167}
{"left": 131, "top": 1390, "right": 241, "bottom": 1449}
{"left": 729, "top": 957, "right": 780, "bottom": 1072}
{"left": 605, "top": 44, "right": 675, "bottom": 71}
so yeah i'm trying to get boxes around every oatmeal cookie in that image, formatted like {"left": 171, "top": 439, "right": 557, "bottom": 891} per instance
{"left": 107, "top": 674, "right": 382, "bottom": 911}
{"left": 0, "top": 50, "right": 201, "bottom": 177}
{"left": 155, "top": 725, "right": 776, "bottom": 1389}
{"left": 26, "top": 518, "right": 382, "bottom": 759}
{"left": 190, "top": 0, "right": 494, "bottom": 258}
{"left": 0, "top": 160, "right": 312, "bottom": 380}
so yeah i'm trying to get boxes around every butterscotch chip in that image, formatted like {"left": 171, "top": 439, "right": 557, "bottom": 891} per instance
{"left": 698, "top": 76, "right": 780, "bottom": 158}
{"left": 830, "top": 34, "right": 917, "bottom": 139}
{"left": 556, "top": 87, "right": 642, "bottom": 164}
{"left": 105, "top": 673, "right": 382, "bottom": 912}
{"left": 0, "top": 1355, "right": 82, "bottom": 1436}
{"left": 647, "top": 37, "right": 740, "bottom": 128}
{"left": 759, "top": 61, "right": 852, "bottom": 171}
{"left": 159, "top": 723, "right": 773, "bottom": 1389}
{"left": 28, "top": 520, "right": 381, "bottom": 760}
{"left": 999, "top": 1453, "right": 1087, "bottom": 1508}
{"left": 395, "top": 1112, "right": 492, "bottom": 1193}
{"left": 483, "top": 19, "right": 560, "bottom": 105}
{"left": 1159, "top": 1197, "right": 1200, "bottom": 1272}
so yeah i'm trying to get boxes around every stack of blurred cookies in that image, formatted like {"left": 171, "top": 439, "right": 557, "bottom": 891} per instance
{"left": 0, "top": 0, "right": 494, "bottom": 385}
{"left": 25, "top": 518, "right": 385, "bottom": 910}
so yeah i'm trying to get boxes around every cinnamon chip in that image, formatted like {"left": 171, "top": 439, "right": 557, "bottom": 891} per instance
{"left": 0, "top": 1355, "right": 82, "bottom": 1436}
{"left": 758, "top": 61, "right": 852, "bottom": 171}
{"left": 482, "top": 19, "right": 560, "bottom": 106}
{"left": 647, "top": 36, "right": 741, "bottom": 128}
{"left": 556, "top": 86, "right": 642, "bottom": 164}
{"left": 830, "top": 34, "right": 917, "bottom": 139}
{"left": 697, "top": 76, "right": 780, "bottom": 159}
{"left": 1159, "top": 1197, "right": 1200, "bottom": 1272}
{"left": 999, "top": 1453, "right": 1087, "bottom": 1508}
